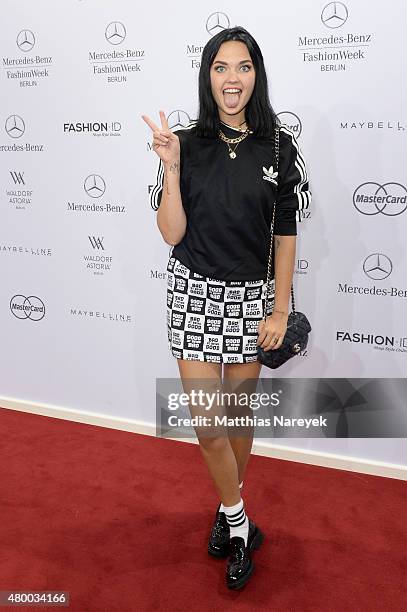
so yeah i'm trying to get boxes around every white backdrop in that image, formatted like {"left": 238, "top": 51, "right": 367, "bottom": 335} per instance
{"left": 1, "top": 1, "right": 406, "bottom": 466}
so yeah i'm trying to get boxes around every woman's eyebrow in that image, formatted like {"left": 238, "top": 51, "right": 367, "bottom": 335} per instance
{"left": 213, "top": 59, "right": 253, "bottom": 65}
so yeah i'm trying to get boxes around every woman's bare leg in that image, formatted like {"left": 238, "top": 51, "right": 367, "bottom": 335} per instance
{"left": 222, "top": 361, "right": 262, "bottom": 485}
{"left": 177, "top": 358, "right": 240, "bottom": 506}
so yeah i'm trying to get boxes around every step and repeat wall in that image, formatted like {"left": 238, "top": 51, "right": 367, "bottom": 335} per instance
{"left": 1, "top": 1, "right": 406, "bottom": 465}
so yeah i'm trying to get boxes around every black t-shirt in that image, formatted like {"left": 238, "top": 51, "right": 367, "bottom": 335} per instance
{"left": 150, "top": 120, "right": 311, "bottom": 281}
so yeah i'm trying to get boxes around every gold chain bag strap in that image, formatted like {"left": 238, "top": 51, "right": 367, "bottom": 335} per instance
{"left": 257, "top": 124, "right": 312, "bottom": 369}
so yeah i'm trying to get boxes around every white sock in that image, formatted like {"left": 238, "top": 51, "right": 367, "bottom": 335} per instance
{"left": 220, "top": 481, "right": 243, "bottom": 513}
{"left": 223, "top": 497, "right": 249, "bottom": 547}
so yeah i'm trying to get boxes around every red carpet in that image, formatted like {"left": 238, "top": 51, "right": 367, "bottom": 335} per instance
{"left": 0, "top": 407, "right": 406, "bottom": 611}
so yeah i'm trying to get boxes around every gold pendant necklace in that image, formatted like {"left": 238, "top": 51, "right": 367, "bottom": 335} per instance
{"left": 218, "top": 128, "right": 250, "bottom": 159}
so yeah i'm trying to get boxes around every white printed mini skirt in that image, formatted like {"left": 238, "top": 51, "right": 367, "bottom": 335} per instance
{"left": 166, "top": 256, "right": 275, "bottom": 364}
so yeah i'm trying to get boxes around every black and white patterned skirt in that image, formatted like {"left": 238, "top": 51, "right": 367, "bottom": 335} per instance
{"left": 166, "top": 256, "right": 275, "bottom": 364}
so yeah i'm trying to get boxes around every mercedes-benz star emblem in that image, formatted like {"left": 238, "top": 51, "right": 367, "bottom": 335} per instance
{"left": 321, "top": 2, "right": 349, "bottom": 28}
{"left": 363, "top": 253, "right": 393, "bottom": 280}
{"left": 84, "top": 174, "right": 106, "bottom": 198}
{"left": 167, "top": 110, "right": 193, "bottom": 131}
{"left": 16, "top": 29, "right": 35, "bottom": 52}
{"left": 206, "top": 12, "right": 230, "bottom": 36}
{"left": 5, "top": 115, "right": 25, "bottom": 138}
{"left": 105, "top": 21, "right": 126, "bottom": 45}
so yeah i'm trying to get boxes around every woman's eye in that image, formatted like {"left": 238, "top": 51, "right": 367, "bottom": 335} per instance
{"left": 214, "top": 65, "right": 251, "bottom": 72}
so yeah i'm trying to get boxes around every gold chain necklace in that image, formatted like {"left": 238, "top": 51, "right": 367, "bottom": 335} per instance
{"left": 219, "top": 128, "right": 250, "bottom": 159}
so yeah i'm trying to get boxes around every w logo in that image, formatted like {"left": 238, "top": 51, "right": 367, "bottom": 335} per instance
{"left": 88, "top": 236, "right": 105, "bottom": 250}
{"left": 10, "top": 171, "right": 25, "bottom": 185}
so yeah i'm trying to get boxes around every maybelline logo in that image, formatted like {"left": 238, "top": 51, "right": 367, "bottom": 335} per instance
{"left": 2, "top": 29, "right": 52, "bottom": 86}
{"left": 340, "top": 120, "right": 406, "bottom": 133}
{"left": 70, "top": 308, "right": 132, "bottom": 323}
{"left": 67, "top": 175, "right": 126, "bottom": 214}
{"left": 88, "top": 21, "right": 144, "bottom": 83}
{"left": 10, "top": 294, "right": 45, "bottom": 321}
{"left": 1, "top": 115, "right": 44, "bottom": 152}
{"left": 0, "top": 244, "right": 51, "bottom": 257}
{"left": 338, "top": 253, "right": 407, "bottom": 300}
{"left": 186, "top": 12, "right": 230, "bottom": 68}
{"left": 353, "top": 183, "right": 407, "bottom": 216}
{"left": 63, "top": 122, "right": 122, "bottom": 137}
{"left": 299, "top": 2, "right": 372, "bottom": 71}
{"left": 6, "top": 170, "right": 32, "bottom": 209}
{"left": 85, "top": 236, "right": 112, "bottom": 274}
{"left": 336, "top": 330, "right": 407, "bottom": 353}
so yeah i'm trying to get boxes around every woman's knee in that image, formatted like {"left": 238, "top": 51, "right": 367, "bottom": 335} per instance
{"left": 197, "top": 434, "right": 229, "bottom": 454}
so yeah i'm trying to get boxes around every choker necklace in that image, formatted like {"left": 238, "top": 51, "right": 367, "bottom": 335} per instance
{"left": 220, "top": 119, "right": 248, "bottom": 133}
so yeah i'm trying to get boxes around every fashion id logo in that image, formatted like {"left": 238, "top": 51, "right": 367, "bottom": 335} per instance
{"left": 262, "top": 165, "right": 278, "bottom": 185}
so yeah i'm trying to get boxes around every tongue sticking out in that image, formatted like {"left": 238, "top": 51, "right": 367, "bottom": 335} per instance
{"left": 223, "top": 91, "right": 241, "bottom": 108}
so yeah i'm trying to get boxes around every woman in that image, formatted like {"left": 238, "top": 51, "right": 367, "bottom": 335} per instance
{"left": 142, "top": 26, "right": 311, "bottom": 589}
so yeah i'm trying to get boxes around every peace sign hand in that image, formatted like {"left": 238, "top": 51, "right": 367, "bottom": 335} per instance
{"left": 141, "top": 110, "right": 180, "bottom": 165}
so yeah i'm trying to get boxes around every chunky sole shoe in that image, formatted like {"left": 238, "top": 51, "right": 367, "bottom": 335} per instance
{"left": 226, "top": 519, "right": 264, "bottom": 590}
{"left": 208, "top": 502, "right": 230, "bottom": 558}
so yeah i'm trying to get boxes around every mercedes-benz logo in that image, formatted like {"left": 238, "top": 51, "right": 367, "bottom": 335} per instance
{"left": 353, "top": 183, "right": 407, "bottom": 216}
{"left": 277, "top": 112, "right": 302, "bottom": 138}
{"left": 167, "top": 110, "right": 193, "bottom": 131}
{"left": 105, "top": 21, "right": 126, "bottom": 45}
{"left": 5, "top": 115, "right": 25, "bottom": 138}
{"left": 84, "top": 174, "right": 106, "bottom": 198}
{"left": 363, "top": 253, "right": 393, "bottom": 280}
{"left": 206, "top": 12, "right": 230, "bottom": 36}
{"left": 10, "top": 295, "right": 45, "bottom": 321}
{"left": 321, "top": 2, "right": 348, "bottom": 29}
{"left": 16, "top": 29, "right": 35, "bottom": 52}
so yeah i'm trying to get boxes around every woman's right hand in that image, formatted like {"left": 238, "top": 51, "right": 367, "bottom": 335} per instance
{"left": 141, "top": 110, "right": 180, "bottom": 165}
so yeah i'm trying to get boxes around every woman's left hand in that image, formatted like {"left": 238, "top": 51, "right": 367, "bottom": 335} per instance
{"left": 257, "top": 312, "right": 288, "bottom": 351}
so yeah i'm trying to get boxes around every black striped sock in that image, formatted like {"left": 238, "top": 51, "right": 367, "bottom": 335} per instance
{"left": 223, "top": 498, "right": 249, "bottom": 546}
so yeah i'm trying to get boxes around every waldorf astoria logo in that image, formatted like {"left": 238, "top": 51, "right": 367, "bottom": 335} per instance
{"left": 6, "top": 170, "right": 33, "bottom": 210}
{"left": 298, "top": 2, "right": 373, "bottom": 72}
{"left": 84, "top": 236, "right": 112, "bottom": 276}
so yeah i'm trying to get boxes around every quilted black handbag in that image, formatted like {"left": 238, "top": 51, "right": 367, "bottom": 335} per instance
{"left": 257, "top": 124, "right": 311, "bottom": 369}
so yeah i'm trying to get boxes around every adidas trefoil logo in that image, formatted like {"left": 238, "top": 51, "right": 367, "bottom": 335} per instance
{"left": 262, "top": 165, "right": 278, "bottom": 185}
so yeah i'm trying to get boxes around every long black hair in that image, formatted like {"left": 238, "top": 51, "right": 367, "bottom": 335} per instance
{"left": 195, "top": 26, "right": 279, "bottom": 139}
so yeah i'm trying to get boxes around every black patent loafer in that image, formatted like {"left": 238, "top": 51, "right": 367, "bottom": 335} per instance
{"left": 208, "top": 502, "right": 230, "bottom": 558}
{"left": 226, "top": 519, "right": 264, "bottom": 590}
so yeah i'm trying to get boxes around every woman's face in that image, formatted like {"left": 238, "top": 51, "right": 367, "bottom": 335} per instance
{"left": 210, "top": 40, "right": 256, "bottom": 120}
